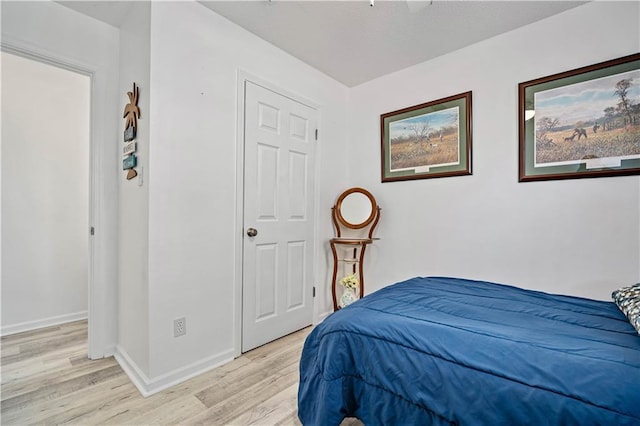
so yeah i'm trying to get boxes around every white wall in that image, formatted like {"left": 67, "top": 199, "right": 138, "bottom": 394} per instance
{"left": 117, "top": 1, "right": 151, "bottom": 376}
{"left": 347, "top": 1, "right": 640, "bottom": 301}
{"left": 142, "top": 1, "right": 349, "bottom": 387}
{"left": 1, "top": 1, "right": 120, "bottom": 356}
{"left": 1, "top": 52, "right": 89, "bottom": 333}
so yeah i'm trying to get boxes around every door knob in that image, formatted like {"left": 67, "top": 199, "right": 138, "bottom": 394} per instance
{"left": 246, "top": 227, "right": 258, "bottom": 237}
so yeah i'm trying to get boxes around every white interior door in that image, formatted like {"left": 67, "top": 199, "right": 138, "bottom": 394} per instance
{"left": 242, "top": 81, "right": 317, "bottom": 352}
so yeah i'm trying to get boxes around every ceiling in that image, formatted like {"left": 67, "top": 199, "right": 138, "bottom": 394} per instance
{"left": 59, "top": 1, "right": 587, "bottom": 87}
{"left": 57, "top": 1, "right": 134, "bottom": 28}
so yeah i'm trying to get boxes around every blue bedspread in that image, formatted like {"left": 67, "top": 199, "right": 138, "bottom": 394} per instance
{"left": 298, "top": 277, "right": 640, "bottom": 425}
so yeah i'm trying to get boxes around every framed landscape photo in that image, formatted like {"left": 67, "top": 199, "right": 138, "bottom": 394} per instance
{"left": 519, "top": 53, "right": 640, "bottom": 182}
{"left": 380, "top": 91, "right": 472, "bottom": 182}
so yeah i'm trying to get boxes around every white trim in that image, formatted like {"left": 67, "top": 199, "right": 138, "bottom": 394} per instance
{"left": 87, "top": 56, "right": 103, "bottom": 360}
{"left": 102, "top": 345, "right": 116, "bottom": 357}
{"left": 114, "top": 346, "right": 235, "bottom": 398}
{"left": 317, "top": 310, "right": 333, "bottom": 325}
{"left": 311, "top": 99, "right": 323, "bottom": 327}
{"left": 1, "top": 37, "right": 94, "bottom": 76}
{"left": 1, "top": 311, "right": 88, "bottom": 336}
{"left": 234, "top": 69, "right": 322, "bottom": 357}
{"left": 233, "top": 70, "right": 246, "bottom": 358}
{"left": 236, "top": 71, "right": 321, "bottom": 110}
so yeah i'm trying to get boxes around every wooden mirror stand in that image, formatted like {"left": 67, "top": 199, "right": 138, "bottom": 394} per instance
{"left": 330, "top": 187, "right": 381, "bottom": 311}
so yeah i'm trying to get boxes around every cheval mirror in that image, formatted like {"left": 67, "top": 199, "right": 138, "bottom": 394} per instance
{"left": 330, "top": 187, "right": 381, "bottom": 311}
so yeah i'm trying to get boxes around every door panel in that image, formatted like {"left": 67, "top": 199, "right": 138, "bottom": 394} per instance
{"left": 257, "top": 143, "right": 279, "bottom": 220}
{"left": 286, "top": 241, "right": 306, "bottom": 310}
{"left": 288, "top": 151, "right": 308, "bottom": 220}
{"left": 242, "top": 81, "right": 317, "bottom": 352}
{"left": 255, "top": 243, "right": 277, "bottom": 321}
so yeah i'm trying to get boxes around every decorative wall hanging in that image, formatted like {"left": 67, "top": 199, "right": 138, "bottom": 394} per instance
{"left": 123, "top": 141, "right": 136, "bottom": 156}
{"left": 123, "top": 82, "right": 140, "bottom": 140}
{"left": 380, "top": 91, "right": 472, "bottom": 182}
{"left": 126, "top": 169, "right": 138, "bottom": 180}
{"left": 123, "top": 82, "right": 140, "bottom": 180}
{"left": 123, "top": 154, "right": 137, "bottom": 170}
{"left": 518, "top": 53, "right": 640, "bottom": 182}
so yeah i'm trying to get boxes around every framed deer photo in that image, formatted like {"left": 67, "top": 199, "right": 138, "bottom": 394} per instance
{"left": 518, "top": 53, "right": 640, "bottom": 182}
{"left": 380, "top": 92, "right": 472, "bottom": 182}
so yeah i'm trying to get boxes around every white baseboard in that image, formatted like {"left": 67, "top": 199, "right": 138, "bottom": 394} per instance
{"left": 1, "top": 311, "right": 88, "bottom": 336}
{"left": 101, "top": 345, "right": 116, "bottom": 358}
{"left": 114, "top": 345, "right": 235, "bottom": 398}
{"left": 317, "top": 310, "right": 333, "bottom": 324}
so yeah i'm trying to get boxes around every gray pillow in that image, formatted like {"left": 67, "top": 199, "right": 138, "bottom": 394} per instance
{"left": 612, "top": 283, "right": 640, "bottom": 335}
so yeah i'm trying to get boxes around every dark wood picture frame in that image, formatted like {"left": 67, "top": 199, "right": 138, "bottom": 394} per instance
{"left": 518, "top": 53, "right": 640, "bottom": 182}
{"left": 380, "top": 92, "right": 472, "bottom": 182}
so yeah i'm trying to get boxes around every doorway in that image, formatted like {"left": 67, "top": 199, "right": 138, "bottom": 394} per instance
{"left": 240, "top": 79, "right": 318, "bottom": 352}
{"left": 1, "top": 52, "right": 91, "bottom": 341}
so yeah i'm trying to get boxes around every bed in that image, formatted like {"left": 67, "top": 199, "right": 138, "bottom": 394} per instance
{"left": 298, "top": 276, "right": 640, "bottom": 425}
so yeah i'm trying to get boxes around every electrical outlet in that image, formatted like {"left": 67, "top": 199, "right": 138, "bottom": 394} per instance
{"left": 174, "top": 317, "right": 186, "bottom": 337}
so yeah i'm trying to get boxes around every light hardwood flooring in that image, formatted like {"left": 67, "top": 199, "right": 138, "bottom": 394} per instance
{"left": 1, "top": 320, "right": 357, "bottom": 425}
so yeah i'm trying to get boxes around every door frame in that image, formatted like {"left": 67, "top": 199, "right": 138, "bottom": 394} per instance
{"left": 233, "top": 70, "right": 322, "bottom": 357}
{"left": 1, "top": 41, "right": 110, "bottom": 359}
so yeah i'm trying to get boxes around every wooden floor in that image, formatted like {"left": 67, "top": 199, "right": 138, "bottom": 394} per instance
{"left": 0, "top": 320, "right": 344, "bottom": 425}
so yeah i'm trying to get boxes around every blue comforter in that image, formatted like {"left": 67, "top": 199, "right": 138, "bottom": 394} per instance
{"left": 298, "top": 277, "right": 640, "bottom": 425}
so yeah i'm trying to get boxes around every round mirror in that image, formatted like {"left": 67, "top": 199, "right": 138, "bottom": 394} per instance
{"left": 335, "top": 187, "right": 377, "bottom": 229}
